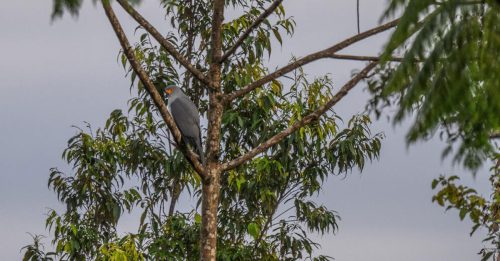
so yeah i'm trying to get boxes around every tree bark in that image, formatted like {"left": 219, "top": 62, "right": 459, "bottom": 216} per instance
{"left": 200, "top": 0, "right": 225, "bottom": 260}
{"left": 200, "top": 169, "right": 221, "bottom": 260}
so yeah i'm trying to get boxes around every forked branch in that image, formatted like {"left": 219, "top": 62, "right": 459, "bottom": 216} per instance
{"left": 101, "top": 0, "right": 206, "bottom": 178}
{"left": 116, "top": 0, "right": 212, "bottom": 88}
{"left": 224, "top": 18, "right": 399, "bottom": 102}
{"left": 221, "top": 61, "right": 378, "bottom": 171}
{"left": 220, "top": 0, "right": 285, "bottom": 62}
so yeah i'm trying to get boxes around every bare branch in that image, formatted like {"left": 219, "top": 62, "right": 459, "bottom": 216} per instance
{"left": 433, "top": 1, "right": 484, "bottom": 6}
{"left": 168, "top": 180, "right": 181, "bottom": 217}
{"left": 224, "top": 18, "right": 399, "bottom": 102}
{"left": 356, "top": 0, "right": 360, "bottom": 34}
{"left": 221, "top": 62, "right": 378, "bottom": 171}
{"left": 116, "top": 0, "right": 212, "bottom": 88}
{"left": 101, "top": 0, "right": 206, "bottom": 179}
{"left": 331, "top": 54, "right": 404, "bottom": 62}
{"left": 220, "top": 0, "right": 284, "bottom": 62}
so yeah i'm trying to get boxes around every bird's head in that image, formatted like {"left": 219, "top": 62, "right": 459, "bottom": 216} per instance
{"left": 162, "top": 85, "right": 179, "bottom": 99}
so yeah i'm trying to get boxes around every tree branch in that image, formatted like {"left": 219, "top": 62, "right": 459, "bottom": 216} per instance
{"left": 224, "top": 18, "right": 399, "bottom": 102}
{"left": 221, "top": 61, "right": 378, "bottom": 171}
{"left": 101, "top": 0, "right": 206, "bottom": 179}
{"left": 115, "top": 0, "right": 213, "bottom": 88}
{"left": 168, "top": 179, "right": 181, "bottom": 217}
{"left": 331, "top": 54, "right": 404, "bottom": 62}
{"left": 220, "top": 0, "right": 284, "bottom": 62}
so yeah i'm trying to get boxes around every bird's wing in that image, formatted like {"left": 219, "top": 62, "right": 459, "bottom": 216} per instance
{"left": 179, "top": 95, "right": 200, "bottom": 125}
{"left": 169, "top": 98, "right": 201, "bottom": 139}
{"left": 169, "top": 98, "right": 203, "bottom": 159}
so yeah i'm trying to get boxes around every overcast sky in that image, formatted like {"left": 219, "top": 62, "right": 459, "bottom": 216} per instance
{"left": 0, "top": 0, "right": 492, "bottom": 260}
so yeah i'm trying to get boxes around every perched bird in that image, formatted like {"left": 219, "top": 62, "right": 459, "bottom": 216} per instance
{"left": 162, "top": 85, "right": 204, "bottom": 164}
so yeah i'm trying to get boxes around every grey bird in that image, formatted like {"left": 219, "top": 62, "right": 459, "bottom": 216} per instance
{"left": 162, "top": 85, "right": 204, "bottom": 164}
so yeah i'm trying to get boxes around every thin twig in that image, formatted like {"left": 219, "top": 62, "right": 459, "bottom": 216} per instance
{"left": 357, "top": 0, "right": 360, "bottom": 34}
{"left": 490, "top": 132, "right": 500, "bottom": 139}
{"left": 221, "top": 0, "right": 284, "bottom": 62}
{"left": 253, "top": 172, "right": 291, "bottom": 251}
{"left": 331, "top": 54, "right": 404, "bottom": 62}
{"left": 168, "top": 180, "right": 181, "bottom": 217}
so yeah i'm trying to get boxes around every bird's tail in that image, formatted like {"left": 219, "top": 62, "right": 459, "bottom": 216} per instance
{"left": 185, "top": 136, "right": 204, "bottom": 166}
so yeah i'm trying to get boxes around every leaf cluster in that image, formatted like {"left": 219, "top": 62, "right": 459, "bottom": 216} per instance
{"left": 431, "top": 154, "right": 500, "bottom": 261}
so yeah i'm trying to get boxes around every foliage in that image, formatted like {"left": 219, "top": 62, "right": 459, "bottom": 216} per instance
{"left": 369, "top": 0, "right": 500, "bottom": 171}
{"left": 52, "top": 0, "right": 84, "bottom": 19}
{"left": 21, "top": 235, "right": 56, "bottom": 261}
{"left": 431, "top": 153, "right": 500, "bottom": 261}
{"left": 51, "top": 0, "right": 142, "bottom": 19}
{"left": 24, "top": 0, "right": 383, "bottom": 260}
{"left": 366, "top": 1, "right": 500, "bottom": 259}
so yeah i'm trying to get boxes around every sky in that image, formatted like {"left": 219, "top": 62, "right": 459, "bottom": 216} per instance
{"left": 0, "top": 0, "right": 492, "bottom": 260}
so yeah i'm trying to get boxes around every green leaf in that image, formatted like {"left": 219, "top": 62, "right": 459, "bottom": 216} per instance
{"left": 247, "top": 222, "right": 260, "bottom": 240}
{"left": 481, "top": 252, "right": 493, "bottom": 261}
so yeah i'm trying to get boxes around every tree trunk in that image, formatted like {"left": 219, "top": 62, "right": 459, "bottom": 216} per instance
{"left": 200, "top": 168, "right": 221, "bottom": 260}
{"left": 200, "top": 0, "right": 224, "bottom": 259}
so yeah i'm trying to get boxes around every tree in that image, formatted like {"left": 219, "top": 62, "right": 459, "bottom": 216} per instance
{"left": 23, "top": 0, "right": 500, "bottom": 260}
{"left": 367, "top": 0, "right": 500, "bottom": 259}
{"left": 23, "top": 1, "right": 397, "bottom": 260}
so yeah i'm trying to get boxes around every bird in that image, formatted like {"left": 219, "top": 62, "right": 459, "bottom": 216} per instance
{"left": 162, "top": 85, "right": 204, "bottom": 164}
